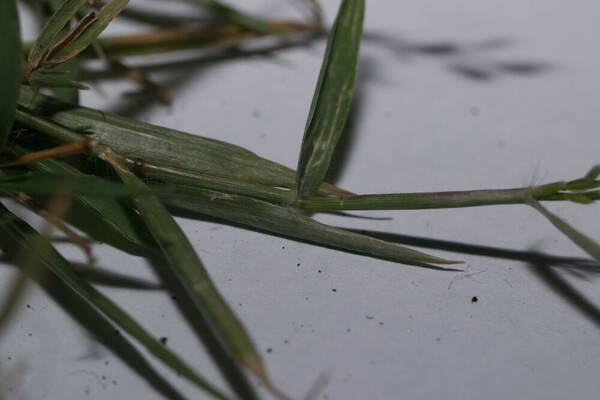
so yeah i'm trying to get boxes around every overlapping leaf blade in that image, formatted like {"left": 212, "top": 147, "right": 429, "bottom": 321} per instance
{"left": 25, "top": 0, "right": 88, "bottom": 74}
{"left": 44, "top": 0, "right": 130, "bottom": 64}
{"left": 295, "top": 0, "right": 365, "bottom": 197}
{"left": 0, "top": 204, "right": 230, "bottom": 400}
{"left": 162, "top": 185, "right": 462, "bottom": 269}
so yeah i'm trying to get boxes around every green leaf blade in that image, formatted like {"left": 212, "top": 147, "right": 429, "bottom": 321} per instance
{"left": 186, "top": 0, "right": 278, "bottom": 33}
{"left": 530, "top": 198, "right": 600, "bottom": 263}
{"left": 162, "top": 185, "right": 462, "bottom": 269}
{"left": 0, "top": 172, "right": 151, "bottom": 197}
{"left": 25, "top": 0, "right": 87, "bottom": 74}
{"left": 0, "top": 204, "right": 230, "bottom": 400}
{"left": 295, "top": 0, "right": 365, "bottom": 197}
{"left": 45, "top": 0, "right": 130, "bottom": 64}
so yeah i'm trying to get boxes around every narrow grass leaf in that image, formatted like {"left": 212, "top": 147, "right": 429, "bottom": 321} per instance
{"left": 161, "top": 185, "right": 462, "bottom": 269}
{"left": 0, "top": 204, "right": 230, "bottom": 400}
{"left": 44, "top": 0, "right": 130, "bottom": 65}
{"left": 99, "top": 150, "right": 274, "bottom": 397}
{"left": 17, "top": 89, "right": 348, "bottom": 195}
{"left": 295, "top": 0, "right": 364, "bottom": 197}
{"left": 530, "top": 198, "right": 600, "bottom": 263}
{"left": 0, "top": 172, "right": 151, "bottom": 197}
{"left": 186, "top": 0, "right": 279, "bottom": 33}
{"left": 29, "top": 70, "right": 89, "bottom": 90}
{"left": 25, "top": 0, "right": 88, "bottom": 75}
{"left": 0, "top": 0, "right": 21, "bottom": 151}
{"left": 16, "top": 150, "right": 156, "bottom": 255}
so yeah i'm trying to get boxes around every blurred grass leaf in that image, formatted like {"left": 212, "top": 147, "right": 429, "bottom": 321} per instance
{"left": 186, "top": 0, "right": 278, "bottom": 33}
{"left": 295, "top": 0, "right": 364, "bottom": 197}
{"left": 0, "top": 0, "right": 21, "bottom": 151}
{"left": 0, "top": 172, "right": 152, "bottom": 197}
{"left": 19, "top": 150, "right": 157, "bottom": 255}
{"left": 0, "top": 203, "right": 231, "bottom": 400}
{"left": 29, "top": 70, "right": 89, "bottom": 90}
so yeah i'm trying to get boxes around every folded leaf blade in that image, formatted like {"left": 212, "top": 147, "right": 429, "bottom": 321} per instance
{"left": 295, "top": 0, "right": 365, "bottom": 197}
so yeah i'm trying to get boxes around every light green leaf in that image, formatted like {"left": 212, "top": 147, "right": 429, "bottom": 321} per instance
{"left": 0, "top": 0, "right": 21, "bottom": 151}
{"left": 295, "top": 0, "right": 364, "bottom": 197}
{"left": 530, "top": 198, "right": 600, "bottom": 263}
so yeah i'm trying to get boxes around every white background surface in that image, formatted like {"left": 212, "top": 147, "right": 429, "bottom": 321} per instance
{"left": 2, "top": 1, "right": 600, "bottom": 399}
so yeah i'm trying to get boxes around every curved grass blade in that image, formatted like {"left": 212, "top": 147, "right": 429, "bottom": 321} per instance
{"left": 0, "top": 204, "right": 231, "bottom": 400}
{"left": 0, "top": 0, "right": 21, "bottom": 151}
{"left": 43, "top": 0, "right": 130, "bottom": 65}
{"left": 0, "top": 172, "right": 151, "bottom": 197}
{"left": 161, "top": 185, "right": 462, "bottom": 269}
{"left": 99, "top": 149, "right": 284, "bottom": 396}
{"left": 530, "top": 198, "right": 600, "bottom": 263}
{"left": 186, "top": 0, "right": 279, "bottom": 33}
{"left": 25, "top": 0, "right": 88, "bottom": 75}
{"left": 295, "top": 0, "right": 365, "bottom": 197}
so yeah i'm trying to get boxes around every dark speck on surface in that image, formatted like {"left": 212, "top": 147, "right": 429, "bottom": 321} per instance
{"left": 266, "top": 348, "right": 272, "bottom": 353}
{"left": 318, "top": 270, "right": 322, "bottom": 273}
{"left": 366, "top": 315, "right": 374, "bottom": 320}
{"left": 331, "top": 288, "right": 337, "bottom": 292}
{"left": 160, "top": 337, "right": 168, "bottom": 345}
{"left": 472, "top": 296, "right": 478, "bottom": 303}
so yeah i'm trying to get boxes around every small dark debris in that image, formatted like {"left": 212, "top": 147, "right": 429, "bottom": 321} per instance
{"left": 297, "top": 263, "right": 301, "bottom": 267}
{"left": 331, "top": 289, "right": 337, "bottom": 292}
{"left": 318, "top": 270, "right": 322, "bottom": 273}
{"left": 366, "top": 316, "right": 374, "bottom": 320}
{"left": 378, "top": 321, "right": 384, "bottom": 326}
{"left": 266, "top": 348, "right": 272, "bottom": 353}
{"left": 26, "top": 304, "right": 31, "bottom": 309}
{"left": 281, "top": 246, "right": 285, "bottom": 249}
{"left": 284, "top": 339, "right": 289, "bottom": 344}
{"left": 28, "top": 333, "right": 32, "bottom": 337}
{"left": 7, "top": 356, "right": 11, "bottom": 360}
{"left": 104, "top": 361, "right": 109, "bottom": 366}
{"left": 471, "top": 296, "right": 478, "bottom": 303}
{"left": 305, "top": 297, "right": 309, "bottom": 301}
{"left": 436, "top": 337, "right": 441, "bottom": 342}
{"left": 160, "top": 337, "right": 168, "bottom": 345}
